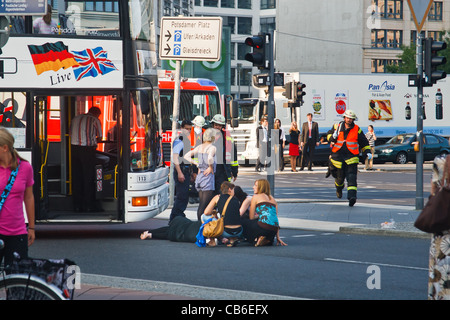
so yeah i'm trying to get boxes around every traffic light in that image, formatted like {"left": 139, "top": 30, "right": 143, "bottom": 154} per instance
{"left": 244, "top": 34, "right": 267, "bottom": 69}
{"left": 282, "top": 81, "right": 293, "bottom": 99}
{"left": 293, "top": 82, "right": 306, "bottom": 103}
{"left": 423, "top": 37, "right": 447, "bottom": 86}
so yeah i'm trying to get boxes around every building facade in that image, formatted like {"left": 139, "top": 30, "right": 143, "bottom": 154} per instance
{"left": 158, "top": 0, "right": 450, "bottom": 98}
{"left": 276, "top": 0, "right": 450, "bottom": 74}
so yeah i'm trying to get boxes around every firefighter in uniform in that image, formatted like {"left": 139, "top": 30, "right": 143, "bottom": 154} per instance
{"left": 211, "top": 114, "right": 238, "bottom": 194}
{"left": 327, "top": 110, "right": 372, "bottom": 207}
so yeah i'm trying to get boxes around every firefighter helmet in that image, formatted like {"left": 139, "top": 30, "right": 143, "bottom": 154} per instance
{"left": 343, "top": 109, "right": 357, "bottom": 119}
{"left": 192, "top": 115, "right": 205, "bottom": 127}
{"left": 211, "top": 114, "right": 226, "bottom": 125}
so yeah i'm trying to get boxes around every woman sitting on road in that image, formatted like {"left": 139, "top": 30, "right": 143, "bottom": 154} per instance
{"left": 242, "top": 179, "right": 287, "bottom": 247}
{"left": 203, "top": 181, "right": 243, "bottom": 247}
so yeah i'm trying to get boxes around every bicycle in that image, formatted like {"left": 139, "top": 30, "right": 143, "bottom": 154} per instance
{"left": 0, "top": 240, "right": 76, "bottom": 300}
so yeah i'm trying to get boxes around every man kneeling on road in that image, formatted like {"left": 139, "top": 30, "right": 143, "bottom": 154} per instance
{"left": 326, "top": 109, "right": 371, "bottom": 207}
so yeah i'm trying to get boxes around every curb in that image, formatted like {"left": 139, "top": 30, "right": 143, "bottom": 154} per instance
{"left": 339, "top": 222, "right": 430, "bottom": 239}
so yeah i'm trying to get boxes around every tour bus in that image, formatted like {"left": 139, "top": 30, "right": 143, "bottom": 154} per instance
{"left": 158, "top": 71, "right": 225, "bottom": 166}
{"left": 0, "top": 1, "right": 168, "bottom": 223}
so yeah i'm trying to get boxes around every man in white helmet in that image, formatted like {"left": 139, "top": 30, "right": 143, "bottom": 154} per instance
{"left": 192, "top": 115, "right": 206, "bottom": 148}
{"left": 211, "top": 114, "right": 238, "bottom": 194}
{"left": 327, "top": 109, "right": 371, "bottom": 206}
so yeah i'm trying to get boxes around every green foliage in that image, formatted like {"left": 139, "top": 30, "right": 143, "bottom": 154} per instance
{"left": 386, "top": 45, "right": 417, "bottom": 73}
{"left": 386, "top": 32, "right": 450, "bottom": 74}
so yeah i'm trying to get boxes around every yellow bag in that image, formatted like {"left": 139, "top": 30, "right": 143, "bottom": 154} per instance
{"left": 203, "top": 195, "right": 232, "bottom": 238}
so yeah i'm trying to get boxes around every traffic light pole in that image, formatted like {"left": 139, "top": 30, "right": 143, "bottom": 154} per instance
{"left": 267, "top": 30, "right": 275, "bottom": 195}
{"left": 416, "top": 34, "right": 424, "bottom": 210}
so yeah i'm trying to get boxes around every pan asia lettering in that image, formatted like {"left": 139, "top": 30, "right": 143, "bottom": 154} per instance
{"left": 368, "top": 81, "right": 396, "bottom": 92}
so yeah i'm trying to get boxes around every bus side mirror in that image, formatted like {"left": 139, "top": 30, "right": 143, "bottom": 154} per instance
{"left": 229, "top": 100, "right": 239, "bottom": 128}
{"left": 139, "top": 90, "right": 150, "bottom": 114}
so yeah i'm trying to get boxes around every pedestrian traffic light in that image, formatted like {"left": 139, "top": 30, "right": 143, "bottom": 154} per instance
{"left": 282, "top": 81, "right": 293, "bottom": 100}
{"left": 244, "top": 34, "right": 267, "bottom": 69}
{"left": 293, "top": 82, "right": 306, "bottom": 103}
{"left": 423, "top": 37, "right": 447, "bottom": 86}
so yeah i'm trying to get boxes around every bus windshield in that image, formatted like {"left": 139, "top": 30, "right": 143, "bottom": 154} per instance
{"left": 160, "top": 90, "right": 221, "bottom": 130}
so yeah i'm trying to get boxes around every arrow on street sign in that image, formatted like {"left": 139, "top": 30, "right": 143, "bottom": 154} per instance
{"left": 165, "top": 30, "right": 171, "bottom": 42}
{"left": 164, "top": 44, "right": 171, "bottom": 55}
{"left": 407, "top": 0, "right": 434, "bottom": 32}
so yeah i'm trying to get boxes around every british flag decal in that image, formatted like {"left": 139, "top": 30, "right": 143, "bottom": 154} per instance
{"left": 71, "top": 47, "right": 117, "bottom": 81}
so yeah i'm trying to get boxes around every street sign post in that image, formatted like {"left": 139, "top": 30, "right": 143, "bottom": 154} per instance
{"left": 159, "top": 17, "right": 222, "bottom": 62}
{"left": 406, "top": 0, "right": 434, "bottom": 210}
{"left": 160, "top": 16, "right": 223, "bottom": 205}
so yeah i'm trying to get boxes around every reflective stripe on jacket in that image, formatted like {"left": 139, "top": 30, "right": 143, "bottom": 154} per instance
{"left": 332, "top": 124, "right": 360, "bottom": 155}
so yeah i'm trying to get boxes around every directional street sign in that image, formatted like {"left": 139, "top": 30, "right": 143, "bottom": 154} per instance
{"left": 159, "top": 17, "right": 222, "bottom": 61}
{"left": 407, "top": 0, "right": 434, "bottom": 32}
{"left": 0, "top": 0, "right": 47, "bottom": 15}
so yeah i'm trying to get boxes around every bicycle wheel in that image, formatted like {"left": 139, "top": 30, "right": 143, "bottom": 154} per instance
{"left": 0, "top": 275, "right": 65, "bottom": 300}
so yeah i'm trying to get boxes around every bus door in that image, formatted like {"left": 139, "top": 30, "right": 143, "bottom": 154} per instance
{"left": 34, "top": 95, "right": 120, "bottom": 222}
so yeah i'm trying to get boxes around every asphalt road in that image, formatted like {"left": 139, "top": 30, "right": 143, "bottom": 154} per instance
{"left": 31, "top": 220, "right": 430, "bottom": 300}
{"left": 28, "top": 164, "right": 432, "bottom": 300}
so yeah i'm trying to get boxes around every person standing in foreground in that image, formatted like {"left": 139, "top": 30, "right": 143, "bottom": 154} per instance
{"left": 327, "top": 110, "right": 371, "bottom": 207}
{"left": 70, "top": 107, "right": 103, "bottom": 212}
{"left": 184, "top": 128, "right": 217, "bottom": 221}
{"left": 364, "top": 125, "right": 377, "bottom": 170}
{"left": 210, "top": 114, "right": 238, "bottom": 193}
{"left": 300, "top": 113, "right": 319, "bottom": 171}
{"left": 428, "top": 154, "right": 450, "bottom": 299}
{"left": 169, "top": 120, "right": 193, "bottom": 222}
{"left": 0, "top": 128, "right": 35, "bottom": 267}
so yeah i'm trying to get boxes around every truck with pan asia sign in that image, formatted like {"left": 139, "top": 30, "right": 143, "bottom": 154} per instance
{"left": 237, "top": 72, "right": 449, "bottom": 164}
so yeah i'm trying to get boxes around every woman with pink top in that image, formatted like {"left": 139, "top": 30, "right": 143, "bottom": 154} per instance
{"left": 0, "top": 128, "right": 35, "bottom": 267}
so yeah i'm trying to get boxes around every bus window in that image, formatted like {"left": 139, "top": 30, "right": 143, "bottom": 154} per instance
{"left": 160, "top": 90, "right": 221, "bottom": 131}
{"left": 193, "top": 95, "right": 207, "bottom": 116}
{"left": 32, "top": 1, "right": 120, "bottom": 37}
{"left": 130, "top": 89, "right": 160, "bottom": 172}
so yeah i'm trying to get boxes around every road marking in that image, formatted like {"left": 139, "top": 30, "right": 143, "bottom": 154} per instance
{"left": 292, "top": 233, "right": 334, "bottom": 238}
{"left": 324, "top": 258, "right": 427, "bottom": 271}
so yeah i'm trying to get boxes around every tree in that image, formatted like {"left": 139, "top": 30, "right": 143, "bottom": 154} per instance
{"left": 385, "top": 45, "right": 417, "bottom": 73}
{"left": 386, "top": 31, "right": 450, "bottom": 74}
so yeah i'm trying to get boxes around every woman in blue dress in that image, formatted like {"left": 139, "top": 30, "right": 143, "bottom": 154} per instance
{"left": 242, "top": 179, "right": 287, "bottom": 247}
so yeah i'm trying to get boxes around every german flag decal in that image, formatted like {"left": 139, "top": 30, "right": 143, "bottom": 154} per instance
{"left": 28, "top": 41, "right": 79, "bottom": 75}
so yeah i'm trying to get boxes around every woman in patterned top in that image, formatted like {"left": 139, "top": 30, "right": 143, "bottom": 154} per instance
{"left": 428, "top": 154, "right": 450, "bottom": 299}
{"left": 242, "top": 179, "right": 287, "bottom": 247}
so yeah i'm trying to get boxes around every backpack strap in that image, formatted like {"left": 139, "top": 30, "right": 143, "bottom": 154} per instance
{"left": 0, "top": 162, "right": 20, "bottom": 212}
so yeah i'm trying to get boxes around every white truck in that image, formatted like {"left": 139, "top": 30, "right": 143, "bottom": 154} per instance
{"left": 233, "top": 72, "right": 450, "bottom": 163}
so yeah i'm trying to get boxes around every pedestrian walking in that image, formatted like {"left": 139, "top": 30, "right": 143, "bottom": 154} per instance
{"left": 326, "top": 110, "right": 371, "bottom": 207}
{"left": 183, "top": 128, "right": 217, "bottom": 221}
{"left": 300, "top": 113, "right": 319, "bottom": 171}
{"left": 288, "top": 122, "right": 300, "bottom": 172}
{"left": 365, "top": 125, "right": 377, "bottom": 170}
{"left": 169, "top": 120, "right": 193, "bottom": 222}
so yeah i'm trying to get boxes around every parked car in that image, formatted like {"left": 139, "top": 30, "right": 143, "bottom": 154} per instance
{"left": 373, "top": 133, "right": 450, "bottom": 164}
